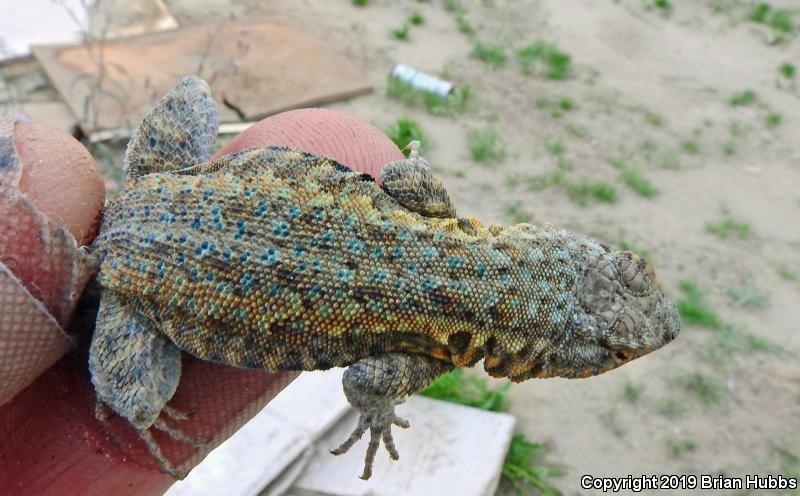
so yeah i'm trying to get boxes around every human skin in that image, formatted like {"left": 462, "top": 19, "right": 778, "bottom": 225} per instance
{"left": 0, "top": 109, "right": 403, "bottom": 496}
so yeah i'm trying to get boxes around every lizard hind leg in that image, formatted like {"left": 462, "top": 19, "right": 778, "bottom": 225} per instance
{"left": 123, "top": 75, "right": 219, "bottom": 180}
{"left": 88, "top": 293, "right": 198, "bottom": 478}
{"left": 330, "top": 353, "right": 453, "bottom": 480}
{"left": 380, "top": 142, "right": 457, "bottom": 219}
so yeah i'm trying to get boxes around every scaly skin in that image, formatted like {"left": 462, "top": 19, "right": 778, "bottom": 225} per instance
{"left": 88, "top": 77, "right": 680, "bottom": 480}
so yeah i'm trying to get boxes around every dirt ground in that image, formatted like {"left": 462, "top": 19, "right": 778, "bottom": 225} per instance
{"left": 7, "top": 0, "right": 800, "bottom": 494}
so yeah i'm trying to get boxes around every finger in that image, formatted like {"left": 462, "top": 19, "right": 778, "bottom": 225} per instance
{"left": 0, "top": 108, "right": 402, "bottom": 496}
{"left": 0, "top": 117, "right": 103, "bottom": 403}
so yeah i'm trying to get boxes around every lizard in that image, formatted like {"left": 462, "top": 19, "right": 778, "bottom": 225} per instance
{"left": 88, "top": 76, "right": 681, "bottom": 480}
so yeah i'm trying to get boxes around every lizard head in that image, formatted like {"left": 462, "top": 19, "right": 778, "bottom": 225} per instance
{"left": 544, "top": 237, "right": 681, "bottom": 379}
{"left": 486, "top": 227, "right": 680, "bottom": 382}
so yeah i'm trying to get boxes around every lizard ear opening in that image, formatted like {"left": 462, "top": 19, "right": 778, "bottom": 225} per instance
{"left": 124, "top": 76, "right": 220, "bottom": 180}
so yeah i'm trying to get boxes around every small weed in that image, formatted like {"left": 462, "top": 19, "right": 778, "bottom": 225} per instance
{"left": 557, "top": 98, "right": 574, "bottom": 111}
{"left": 471, "top": 41, "right": 508, "bottom": 69}
{"left": 502, "top": 435, "right": 564, "bottom": 496}
{"left": 566, "top": 181, "right": 617, "bottom": 206}
{"left": 391, "top": 24, "right": 410, "bottom": 40}
{"left": 657, "top": 397, "right": 685, "bottom": 417}
{"left": 419, "top": 369, "right": 511, "bottom": 412}
{"left": 527, "top": 171, "right": 565, "bottom": 191}
{"left": 409, "top": 11, "right": 425, "bottom": 25}
{"left": 677, "top": 280, "right": 724, "bottom": 329}
{"left": 352, "top": 0, "right": 368, "bottom": 6}
{"left": 705, "top": 216, "right": 752, "bottom": 239}
{"left": 516, "top": 41, "right": 572, "bottom": 80}
{"left": 723, "top": 142, "right": 736, "bottom": 156}
{"left": 455, "top": 13, "right": 474, "bottom": 34}
{"left": 661, "top": 149, "right": 680, "bottom": 169}
{"left": 745, "top": 333, "right": 782, "bottom": 353}
{"left": 545, "top": 141, "right": 566, "bottom": 156}
{"left": 667, "top": 438, "right": 698, "bottom": 459}
{"left": 777, "top": 447, "right": 800, "bottom": 483}
{"left": 779, "top": 62, "right": 796, "bottom": 79}
{"left": 650, "top": 0, "right": 673, "bottom": 12}
{"left": 729, "top": 89, "right": 758, "bottom": 106}
{"left": 386, "top": 77, "right": 472, "bottom": 115}
{"left": 564, "top": 123, "right": 589, "bottom": 139}
{"left": 623, "top": 382, "right": 643, "bottom": 403}
{"left": 468, "top": 127, "right": 506, "bottom": 163}
{"left": 748, "top": 3, "right": 795, "bottom": 33}
{"left": 621, "top": 166, "right": 658, "bottom": 198}
{"left": 443, "top": 0, "right": 461, "bottom": 12}
{"left": 766, "top": 112, "right": 782, "bottom": 127}
{"left": 421, "top": 368, "right": 510, "bottom": 412}
{"left": 386, "top": 118, "right": 429, "bottom": 154}
{"left": 728, "top": 280, "right": 767, "bottom": 310}
{"left": 777, "top": 264, "right": 797, "bottom": 281}
{"left": 681, "top": 140, "right": 701, "bottom": 154}
{"left": 679, "top": 372, "right": 725, "bottom": 407}
{"left": 645, "top": 112, "right": 666, "bottom": 127}
{"left": 504, "top": 201, "right": 534, "bottom": 224}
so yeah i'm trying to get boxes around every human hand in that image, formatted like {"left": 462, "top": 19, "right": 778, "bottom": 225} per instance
{"left": 0, "top": 108, "right": 403, "bottom": 496}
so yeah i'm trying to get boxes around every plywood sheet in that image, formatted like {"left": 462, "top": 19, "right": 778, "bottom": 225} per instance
{"left": 32, "top": 20, "right": 372, "bottom": 140}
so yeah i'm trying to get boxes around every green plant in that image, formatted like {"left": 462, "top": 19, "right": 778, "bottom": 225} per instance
{"left": 729, "top": 89, "right": 758, "bottom": 106}
{"left": 502, "top": 435, "right": 564, "bottom": 496}
{"left": 657, "top": 397, "right": 685, "bottom": 417}
{"left": 661, "top": 149, "right": 680, "bottom": 169}
{"left": 409, "top": 11, "right": 425, "bottom": 25}
{"left": 650, "top": 0, "right": 672, "bottom": 11}
{"left": 516, "top": 41, "right": 572, "bottom": 79}
{"left": 455, "top": 13, "right": 473, "bottom": 34}
{"left": 705, "top": 216, "right": 752, "bottom": 239}
{"left": 727, "top": 280, "right": 767, "bottom": 310}
{"left": 385, "top": 118, "right": 429, "bottom": 154}
{"left": 352, "top": 0, "right": 368, "bottom": 6}
{"left": 527, "top": 171, "right": 565, "bottom": 191}
{"left": 677, "top": 281, "right": 724, "bottom": 329}
{"left": 391, "top": 24, "right": 410, "bottom": 40}
{"left": 420, "top": 368, "right": 510, "bottom": 411}
{"left": 565, "top": 181, "right": 617, "bottom": 206}
{"left": 679, "top": 373, "right": 725, "bottom": 406}
{"left": 545, "top": 141, "right": 566, "bottom": 156}
{"left": 471, "top": 41, "right": 508, "bottom": 69}
{"left": 779, "top": 62, "right": 796, "bottom": 78}
{"left": 681, "top": 140, "right": 701, "bottom": 154}
{"left": 468, "top": 127, "right": 506, "bottom": 163}
{"left": 443, "top": 0, "right": 461, "bottom": 12}
{"left": 386, "top": 77, "right": 473, "bottom": 115}
{"left": 748, "top": 3, "right": 795, "bottom": 33}
{"left": 667, "top": 438, "right": 697, "bottom": 459}
{"left": 623, "top": 382, "right": 643, "bottom": 403}
{"left": 504, "top": 201, "right": 534, "bottom": 224}
{"left": 766, "top": 112, "right": 782, "bottom": 127}
{"left": 621, "top": 166, "right": 658, "bottom": 198}
{"left": 777, "top": 264, "right": 797, "bottom": 281}
{"left": 645, "top": 112, "right": 666, "bottom": 126}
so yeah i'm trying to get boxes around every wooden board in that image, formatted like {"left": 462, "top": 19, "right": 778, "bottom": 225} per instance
{"left": 31, "top": 20, "right": 371, "bottom": 141}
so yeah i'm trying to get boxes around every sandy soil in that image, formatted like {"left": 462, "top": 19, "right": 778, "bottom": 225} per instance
{"left": 9, "top": 0, "right": 800, "bottom": 493}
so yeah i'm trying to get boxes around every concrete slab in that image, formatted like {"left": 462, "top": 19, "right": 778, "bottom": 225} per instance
{"left": 290, "top": 396, "right": 516, "bottom": 496}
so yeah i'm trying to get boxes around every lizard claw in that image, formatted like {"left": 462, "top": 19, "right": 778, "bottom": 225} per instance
{"left": 330, "top": 410, "right": 410, "bottom": 480}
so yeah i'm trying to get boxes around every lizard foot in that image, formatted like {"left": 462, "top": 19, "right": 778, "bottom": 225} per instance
{"left": 330, "top": 408, "right": 410, "bottom": 480}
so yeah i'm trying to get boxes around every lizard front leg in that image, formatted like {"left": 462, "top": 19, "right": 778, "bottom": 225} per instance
{"left": 380, "top": 141, "right": 458, "bottom": 218}
{"left": 89, "top": 293, "right": 200, "bottom": 478}
{"left": 330, "top": 353, "right": 454, "bottom": 479}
